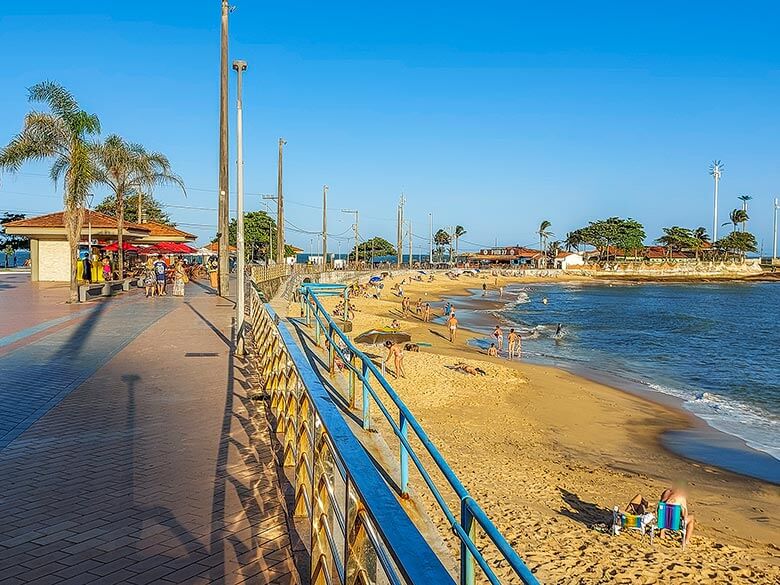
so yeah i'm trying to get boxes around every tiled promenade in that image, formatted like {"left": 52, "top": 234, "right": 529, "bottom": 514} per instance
{"left": 0, "top": 279, "right": 302, "bottom": 584}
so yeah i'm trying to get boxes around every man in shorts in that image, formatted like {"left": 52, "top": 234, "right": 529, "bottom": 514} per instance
{"left": 153, "top": 254, "right": 168, "bottom": 296}
{"left": 448, "top": 313, "right": 458, "bottom": 343}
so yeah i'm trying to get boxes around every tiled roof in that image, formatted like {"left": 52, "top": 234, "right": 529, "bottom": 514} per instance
{"left": 4, "top": 211, "right": 149, "bottom": 231}
{"left": 137, "top": 221, "right": 196, "bottom": 240}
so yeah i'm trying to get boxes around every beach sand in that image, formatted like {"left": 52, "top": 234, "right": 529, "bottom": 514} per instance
{"left": 309, "top": 272, "right": 779, "bottom": 584}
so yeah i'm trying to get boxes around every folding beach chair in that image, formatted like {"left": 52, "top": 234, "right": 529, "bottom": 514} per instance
{"left": 611, "top": 507, "right": 655, "bottom": 540}
{"left": 654, "top": 502, "right": 687, "bottom": 549}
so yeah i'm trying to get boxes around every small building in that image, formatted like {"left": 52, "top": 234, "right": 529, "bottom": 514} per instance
{"left": 554, "top": 251, "right": 584, "bottom": 270}
{"left": 3, "top": 211, "right": 196, "bottom": 282}
{"left": 471, "top": 246, "right": 544, "bottom": 267}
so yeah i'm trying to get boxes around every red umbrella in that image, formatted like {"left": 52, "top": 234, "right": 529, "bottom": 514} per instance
{"left": 102, "top": 241, "right": 140, "bottom": 252}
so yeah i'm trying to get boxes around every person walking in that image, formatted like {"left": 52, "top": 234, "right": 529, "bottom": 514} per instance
{"left": 507, "top": 328, "right": 517, "bottom": 359}
{"left": 448, "top": 312, "right": 458, "bottom": 343}
{"left": 153, "top": 254, "right": 168, "bottom": 296}
{"left": 172, "top": 259, "right": 187, "bottom": 297}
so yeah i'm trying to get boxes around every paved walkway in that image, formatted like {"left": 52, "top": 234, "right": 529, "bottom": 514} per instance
{"left": 0, "top": 282, "right": 303, "bottom": 584}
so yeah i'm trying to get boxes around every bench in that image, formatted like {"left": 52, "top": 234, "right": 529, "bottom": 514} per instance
{"left": 78, "top": 279, "right": 132, "bottom": 303}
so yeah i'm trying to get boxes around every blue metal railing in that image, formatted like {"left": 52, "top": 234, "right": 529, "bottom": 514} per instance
{"left": 299, "top": 283, "right": 540, "bottom": 585}
{"left": 249, "top": 291, "right": 455, "bottom": 585}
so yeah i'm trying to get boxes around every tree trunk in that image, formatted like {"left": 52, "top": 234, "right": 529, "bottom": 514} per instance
{"left": 63, "top": 206, "right": 85, "bottom": 304}
{"left": 117, "top": 189, "right": 124, "bottom": 280}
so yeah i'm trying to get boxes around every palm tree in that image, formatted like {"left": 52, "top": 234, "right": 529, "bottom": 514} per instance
{"left": 0, "top": 81, "right": 100, "bottom": 302}
{"left": 564, "top": 231, "right": 583, "bottom": 252}
{"left": 537, "top": 220, "right": 553, "bottom": 268}
{"left": 737, "top": 195, "right": 752, "bottom": 232}
{"left": 453, "top": 225, "right": 467, "bottom": 262}
{"left": 724, "top": 209, "right": 748, "bottom": 233}
{"left": 692, "top": 227, "right": 710, "bottom": 260}
{"left": 433, "top": 229, "right": 451, "bottom": 263}
{"left": 91, "top": 135, "right": 185, "bottom": 278}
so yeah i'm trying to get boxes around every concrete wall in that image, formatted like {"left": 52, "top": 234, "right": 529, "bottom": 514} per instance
{"left": 37, "top": 239, "right": 71, "bottom": 282}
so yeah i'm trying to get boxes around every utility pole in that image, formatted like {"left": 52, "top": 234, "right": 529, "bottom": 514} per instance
{"left": 709, "top": 160, "right": 724, "bottom": 243}
{"left": 322, "top": 185, "right": 328, "bottom": 267}
{"left": 396, "top": 192, "right": 405, "bottom": 268}
{"left": 429, "top": 212, "right": 433, "bottom": 266}
{"left": 342, "top": 209, "right": 358, "bottom": 267}
{"left": 137, "top": 191, "right": 143, "bottom": 224}
{"left": 218, "top": 0, "right": 231, "bottom": 296}
{"left": 276, "top": 138, "right": 286, "bottom": 264}
{"left": 408, "top": 219, "right": 413, "bottom": 267}
{"left": 773, "top": 197, "right": 779, "bottom": 262}
{"left": 232, "top": 58, "right": 247, "bottom": 355}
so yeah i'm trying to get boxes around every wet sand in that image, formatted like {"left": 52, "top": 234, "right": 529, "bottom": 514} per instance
{"left": 314, "top": 271, "right": 779, "bottom": 584}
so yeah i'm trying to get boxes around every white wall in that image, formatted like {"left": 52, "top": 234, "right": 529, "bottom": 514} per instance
{"left": 38, "top": 240, "right": 72, "bottom": 281}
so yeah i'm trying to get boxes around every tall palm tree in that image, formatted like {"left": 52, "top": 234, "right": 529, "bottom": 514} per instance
{"left": 692, "top": 226, "right": 709, "bottom": 260}
{"left": 91, "top": 135, "right": 185, "bottom": 278}
{"left": 564, "top": 231, "right": 583, "bottom": 252}
{"left": 737, "top": 195, "right": 752, "bottom": 232}
{"left": 433, "top": 229, "right": 451, "bottom": 263}
{"left": 724, "top": 209, "right": 748, "bottom": 233}
{"left": 453, "top": 225, "right": 467, "bottom": 261}
{"left": 0, "top": 81, "right": 100, "bottom": 302}
{"left": 537, "top": 220, "right": 553, "bottom": 268}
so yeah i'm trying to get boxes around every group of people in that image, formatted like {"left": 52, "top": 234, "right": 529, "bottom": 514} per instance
{"left": 490, "top": 325, "right": 522, "bottom": 359}
{"left": 141, "top": 254, "right": 188, "bottom": 298}
{"left": 401, "top": 296, "right": 432, "bottom": 322}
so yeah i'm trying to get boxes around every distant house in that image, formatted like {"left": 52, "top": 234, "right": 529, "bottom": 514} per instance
{"left": 472, "top": 246, "right": 545, "bottom": 267}
{"left": 554, "top": 251, "right": 584, "bottom": 269}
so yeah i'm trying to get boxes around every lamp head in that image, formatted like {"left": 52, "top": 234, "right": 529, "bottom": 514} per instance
{"left": 232, "top": 59, "right": 247, "bottom": 71}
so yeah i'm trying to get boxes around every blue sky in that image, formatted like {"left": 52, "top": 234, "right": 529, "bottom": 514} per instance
{"left": 1, "top": 1, "right": 779, "bottom": 253}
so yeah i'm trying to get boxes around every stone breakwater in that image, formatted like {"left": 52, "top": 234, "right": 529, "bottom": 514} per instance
{"left": 566, "top": 259, "right": 763, "bottom": 278}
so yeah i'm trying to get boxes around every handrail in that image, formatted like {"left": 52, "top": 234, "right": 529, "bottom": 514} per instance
{"left": 299, "top": 285, "right": 540, "bottom": 585}
{"left": 248, "top": 289, "right": 455, "bottom": 585}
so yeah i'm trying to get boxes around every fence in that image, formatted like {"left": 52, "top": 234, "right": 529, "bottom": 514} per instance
{"left": 248, "top": 287, "right": 455, "bottom": 585}
{"left": 298, "top": 284, "right": 539, "bottom": 585}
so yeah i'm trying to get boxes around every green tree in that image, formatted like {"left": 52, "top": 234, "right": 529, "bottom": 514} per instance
{"left": 226, "top": 211, "right": 277, "bottom": 261}
{"left": 352, "top": 237, "right": 395, "bottom": 261}
{"left": 715, "top": 231, "right": 757, "bottom": 259}
{"left": 537, "top": 220, "right": 553, "bottom": 267}
{"left": 656, "top": 226, "right": 694, "bottom": 256}
{"left": 691, "top": 227, "right": 710, "bottom": 260}
{"left": 0, "top": 82, "right": 100, "bottom": 302}
{"left": 433, "top": 229, "right": 451, "bottom": 263}
{"left": 737, "top": 195, "right": 752, "bottom": 231}
{"left": 575, "top": 217, "right": 646, "bottom": 261}
{"left": 95, "top": 192, "right": 173, "bottom": 225}
{"left": 564, "top": 230, "right": 584, "bottom": 252}
{"left": 0, "top": 212, "right": 30, "bottom": 258}
{"left": 724, "top": 209, "right": 748, "bottom": 233}
{"left": 453, "top": 225, "right": 467, "bottom": 260}
{"left": 91, "top": 134, "right": 185, "bottom": 278}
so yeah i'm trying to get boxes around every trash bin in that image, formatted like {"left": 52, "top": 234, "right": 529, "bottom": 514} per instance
{"left": 209, "top": 270, "right": 218, "bottom": 288}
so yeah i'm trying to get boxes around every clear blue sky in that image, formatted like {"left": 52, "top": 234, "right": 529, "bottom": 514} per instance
{"left": 1, "top": 1, "right": 779, "bottom": 253}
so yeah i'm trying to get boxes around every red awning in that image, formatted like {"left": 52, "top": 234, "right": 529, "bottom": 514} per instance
{"left": 102, "top": 241, "right": 140, "bottom": 252}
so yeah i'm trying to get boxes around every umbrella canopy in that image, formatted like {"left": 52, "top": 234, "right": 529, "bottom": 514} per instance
{"left": 354, "top": 329, "right": 412, "bottom": 345}
{"left": 102, "top": 241, "right": 140, "bottom": 252}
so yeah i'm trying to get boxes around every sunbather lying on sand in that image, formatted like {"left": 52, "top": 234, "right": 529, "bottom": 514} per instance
{"left": 446, "top": 362, "right": 487, "bottom": 376}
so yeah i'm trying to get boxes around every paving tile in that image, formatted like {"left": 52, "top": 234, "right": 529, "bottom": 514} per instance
{"left": 0, "top": 290, "right": 302, "bottom": 585}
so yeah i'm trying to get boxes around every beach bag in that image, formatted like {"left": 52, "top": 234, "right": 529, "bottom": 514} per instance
{"left": 182, "top": 273, "right": 189, "bottom": 284}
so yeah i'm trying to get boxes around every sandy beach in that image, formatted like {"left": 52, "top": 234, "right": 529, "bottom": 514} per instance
{"left": 312, "top": 272, "right": 779, "bottom": 584}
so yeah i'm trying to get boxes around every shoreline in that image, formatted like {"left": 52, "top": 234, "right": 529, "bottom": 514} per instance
{"left": 441, "top": 284, "right": 780, "bottom": 484}
{"left": 316, "top": 270, "right": 779, "bottom": 582}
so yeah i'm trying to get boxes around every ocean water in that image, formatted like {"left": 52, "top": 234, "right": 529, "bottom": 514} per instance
{"left": 1, "top": 250, "right": 30, "bottom": 268}
{"left": 453, "top": 282, "right": 780, "bottom": 464}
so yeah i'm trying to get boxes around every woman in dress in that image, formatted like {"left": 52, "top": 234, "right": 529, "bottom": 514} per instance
{"left": 172, "top": 260, "right": 186, "bottom": 297}
{"left": 143, "top": 257, "right": 156, "bottom": 298}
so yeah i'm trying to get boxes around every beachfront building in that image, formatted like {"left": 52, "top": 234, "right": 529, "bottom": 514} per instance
{"left": 472, "top": 246, "right": 545, "bottom": 267}
{"left": 3, "top": 211, "right": 196, "bottom": 281}
{"left": 554, "top": 251, "right": 585, "bottom": 269}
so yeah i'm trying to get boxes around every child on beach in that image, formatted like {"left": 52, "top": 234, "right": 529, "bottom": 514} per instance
{"left": 488, "top": 343, "right": 498, "bottom": 357}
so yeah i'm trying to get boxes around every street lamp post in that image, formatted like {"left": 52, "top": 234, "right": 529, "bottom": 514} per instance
{"left": 86, "top": 193, "right": 94, "bottom": 258}
{"left": 773, "top": 197, "right": 779, "bottom": 262}
{"left": 322, "top": 185, "right": 328, "bottom": 268}
{"left": 232, "top": 58, "right": 247, "bottom": 355}
{"left": 218, "top": 0, "right": 231, "bottom": 297}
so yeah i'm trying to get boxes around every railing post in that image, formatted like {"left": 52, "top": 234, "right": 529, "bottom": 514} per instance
{"left": 361, "top": 360, "right": 370, "bottom": 430}
{"left": 348, "top": 354, "right": 356, "bottom": 408}
{"left": 400, "top": 412, "right": 409, "bottom": 497}
{"left": 314, "top": 310, "right": 321, "bottom": 346}
{"left": 327, "top": 324, "right": 335, "bottom": 374}
{"left": 460, "top": 500, "right": 476, "bottom": 585}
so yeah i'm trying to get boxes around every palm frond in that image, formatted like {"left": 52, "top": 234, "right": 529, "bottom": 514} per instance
{"left": 28, "top": 81, "right": 79, "bottom": 119}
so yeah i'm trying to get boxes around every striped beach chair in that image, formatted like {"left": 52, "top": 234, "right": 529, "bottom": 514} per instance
{"left": 611, "top": 507, "right": 654, "bottom": 540}
{"left": 655, "top": 502, "right": 687, "bottom": 548}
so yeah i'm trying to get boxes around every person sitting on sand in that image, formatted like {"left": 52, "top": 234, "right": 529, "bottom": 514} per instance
{"left": 447, "top": 313, "right": 458, "bottom": 343}
{"left": 488, "top": 343, "right": 498, "bottom": 357}
{"left": 627, "top": 487, "right": 695, "bottom": 547}
{"left": 389, "top": 319, "right": 401, "bottom": 330}
{"left": 383, "top": 340, "right": 406, "bottom": 379}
